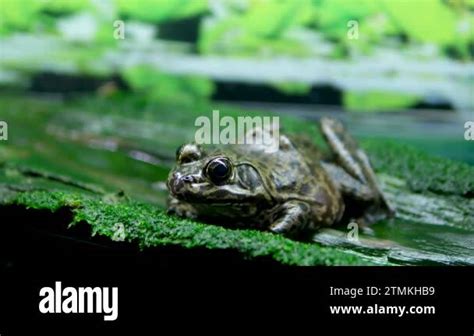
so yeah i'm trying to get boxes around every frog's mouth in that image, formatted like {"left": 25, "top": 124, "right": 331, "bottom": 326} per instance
{"left": 169, "top": 178, "right": 271, "bottom": 205}
{"left": 173, "top": 184, "right": 265, "bottom": 204}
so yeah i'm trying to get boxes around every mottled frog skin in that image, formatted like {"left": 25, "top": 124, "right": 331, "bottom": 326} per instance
{"left": 167, "top": 117, "right": 394, "bottom": 236}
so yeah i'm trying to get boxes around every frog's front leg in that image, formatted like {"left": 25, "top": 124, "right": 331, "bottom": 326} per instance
{"left": 269, "top": 200, "right": 311, "bottom": 235}
{"left": 167, "top": 196, "right": 198, "bottom": 219}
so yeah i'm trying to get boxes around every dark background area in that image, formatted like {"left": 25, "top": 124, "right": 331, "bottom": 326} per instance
{"left": 1, "top": 206, "right": 473, "bottom": 335}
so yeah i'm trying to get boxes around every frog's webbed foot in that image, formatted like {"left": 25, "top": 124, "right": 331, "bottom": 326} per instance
{"left": 319, "top": 117, "right": 395, "bottom": 223}
{"left": 269, "top": 201, "right": 311, "bottom": 236}
{"left": 167, "top": 196, "right": 198, "bottom": 219}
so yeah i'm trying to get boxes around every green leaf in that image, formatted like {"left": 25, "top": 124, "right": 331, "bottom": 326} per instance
{"left": 122, "top": 65, "right": 214, "bottom": 104}
{"left": 315, "top": 0, "right": 379, "bottom": 38}
{"left": 344, "top": 91, "right": 419, "bottom": 112}
{"left": 381, "top": 0, "right": 458, "bottom": 44}
{"left": 0, "top": 0, "right": 42, "bottom": 34}
{"left": 117, "top": 0, "right": 208, "bottom": 23}
{"left": 242, "top": 0, "right": 312, "bottom": 38}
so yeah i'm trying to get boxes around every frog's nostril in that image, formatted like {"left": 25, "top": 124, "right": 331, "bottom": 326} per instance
{"left": 172, "top": 175, "right": 194, "bottom": 193}
{"left": 181, "top": 175, "right": 194, "bottom": 183}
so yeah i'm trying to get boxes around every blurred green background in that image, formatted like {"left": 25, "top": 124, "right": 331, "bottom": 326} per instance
{"left": 0, "top": 0, "right": 472, "bottom": 161}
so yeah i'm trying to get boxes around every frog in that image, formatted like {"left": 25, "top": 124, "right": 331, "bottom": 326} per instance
{"left": 167, "top": 117, "right": 394, "bottom": 236}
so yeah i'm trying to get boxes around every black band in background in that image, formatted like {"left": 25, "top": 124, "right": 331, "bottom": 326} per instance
{"left": 0, "top": 208, "right": 473, "bottom": 334}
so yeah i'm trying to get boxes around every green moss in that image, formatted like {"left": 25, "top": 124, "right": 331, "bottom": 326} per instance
{"left": 363, "top": 139, "right": 474, "bottom": 196}
{"left": 3, "top": 188, "right": 377, "bottom": 266}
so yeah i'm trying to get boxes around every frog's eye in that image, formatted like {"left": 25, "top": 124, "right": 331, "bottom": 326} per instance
{"left": 205, "top": 157, "right": 232, "bottom": 184}
{"left": 176, "top": 144, "right": 202, "bottom": 164}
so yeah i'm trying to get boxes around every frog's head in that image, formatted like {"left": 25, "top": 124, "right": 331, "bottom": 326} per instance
{"left": 167, "top": 143, "right": 272, "bottom": 212}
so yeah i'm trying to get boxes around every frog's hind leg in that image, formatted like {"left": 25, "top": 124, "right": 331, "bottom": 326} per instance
{"left": 320, "top": 117, "right": 366, "bottom": 183}
{"left": 321, "top": 162, "right": 374, "bottom": 201}
{"left": 319, "top": 117, "right": 395, "bottom": 224}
